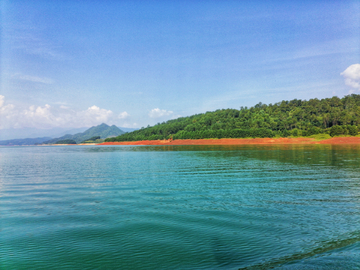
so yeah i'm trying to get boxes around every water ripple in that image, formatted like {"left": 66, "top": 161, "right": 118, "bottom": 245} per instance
{"left": 1, "top": 145, "right": 360, "bottom": 269}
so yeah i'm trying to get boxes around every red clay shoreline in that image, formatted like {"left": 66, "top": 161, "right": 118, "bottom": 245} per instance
{"left": 98, "top": 137, "right": 360, "bottom": 146}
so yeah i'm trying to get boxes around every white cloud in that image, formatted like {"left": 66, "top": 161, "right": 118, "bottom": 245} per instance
{"left": 76, "top": 106, "right": 113, "bottom": 126}
{"left": 0, "top": 96, "right": 18, "bottom": 129}
{"left": 118, "top": 111, "right": 130, "bottom": 119}
{"left": 0, "top": 96, "right": 118, "bottom": 130}
{"left": 0, "top": 95, "right": 4, "bottom": 107}
{"left": 341, "top": 64, "right": 360, "bottom": 90}
{"left": 148, "top": 108, "right": 173, "bottom": 118}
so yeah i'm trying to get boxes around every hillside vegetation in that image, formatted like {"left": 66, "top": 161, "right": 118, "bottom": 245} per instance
{"left": 55, "top": 139, "right": 77, "bottom": 144}
{"left": 106, "top": 94, "right": 360, "bottom": 142}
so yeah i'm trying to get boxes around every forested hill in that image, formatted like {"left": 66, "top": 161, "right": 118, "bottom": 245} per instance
{"left": 106, "top": 94, "right": 360, "bottom": 142}
{"left": 44, "top": 123, "right": 124, "bottom": 144}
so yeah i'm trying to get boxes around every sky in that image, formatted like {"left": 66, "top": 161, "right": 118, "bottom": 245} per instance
{"left": 1, "top": 0, "right": 360, "bottom": 133}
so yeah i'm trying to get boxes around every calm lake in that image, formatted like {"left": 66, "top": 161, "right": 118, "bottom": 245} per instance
{"left": 1, "top": 145, "right": 360, "bottom": 269}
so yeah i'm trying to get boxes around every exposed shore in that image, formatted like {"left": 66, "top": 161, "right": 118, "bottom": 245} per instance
{"left": 98, "top": 136, "right": 360, "bottom": 146}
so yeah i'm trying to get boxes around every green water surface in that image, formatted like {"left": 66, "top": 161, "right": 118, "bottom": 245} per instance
{"left": 0, "top": 145, "right": 360, "bottom": 269}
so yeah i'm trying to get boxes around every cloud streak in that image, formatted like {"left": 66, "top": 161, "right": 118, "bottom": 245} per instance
{"left": 12, "top": 73, "right": 54, "bottom": 84}
{"left": 8, "top": 23, "right": 65, "bottom": 61}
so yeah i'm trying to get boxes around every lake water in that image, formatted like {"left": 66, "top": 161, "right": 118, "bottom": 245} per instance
{"left": 1, "top": 145, "right": 360, "bottom": 269}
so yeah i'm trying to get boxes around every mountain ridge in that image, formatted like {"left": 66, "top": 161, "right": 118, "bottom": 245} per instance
{"left": 0, "top": 137, "right": 53, "bottom": 146}
{"left": 44, "top": 123, "right": 125, "bottom": 144}
{"left": 0, "top": 124, "right": 126, "bottom": 145}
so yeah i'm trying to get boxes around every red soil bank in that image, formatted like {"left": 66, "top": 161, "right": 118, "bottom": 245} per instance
{"left": 315, "top": 137, "right": 360, "bottom": 144}
{"left": 98, "top": 137, "right": 360, "bottom": 146}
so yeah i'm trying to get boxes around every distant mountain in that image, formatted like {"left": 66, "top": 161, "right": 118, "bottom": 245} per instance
{"left": 0, "top": 124, "right": 127, "bottom": 145}
{"left": 44, "top": 123, "right": 125, "bottom": 144}
{"left": 55, "top": 127, "right": 89, "bottom": 137}
{"left": 0, "top": 137, "right": 52, "bottom": 146}
{"left": 0, "top": 127, "right": 89, "bottom": 140}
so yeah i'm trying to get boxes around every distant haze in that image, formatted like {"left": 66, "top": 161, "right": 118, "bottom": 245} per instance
{"left": 0, "top": 125, "right": 136, "bottom": 141}
{"left": 0, "top": 127, "right": 88, "bottom": 141}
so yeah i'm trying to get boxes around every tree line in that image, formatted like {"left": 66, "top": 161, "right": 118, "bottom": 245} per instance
{"left": 106, "top": 94, "right": 360, "bottom": 142}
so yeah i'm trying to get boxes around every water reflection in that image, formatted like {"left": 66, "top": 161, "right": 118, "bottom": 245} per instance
{"left": 81, "top": 144, "right": 360, "bottom": 152}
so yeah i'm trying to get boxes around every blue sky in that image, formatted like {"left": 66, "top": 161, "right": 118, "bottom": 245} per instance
{"left": 1, "top": 0, "right": 360, "bottom": 132}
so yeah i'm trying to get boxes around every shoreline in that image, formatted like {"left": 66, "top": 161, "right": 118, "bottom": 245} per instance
{"left": 3, "top": 137, "right": 359, "bottom": 147}
{"left": 98, "top": 137, "right": 360, "bottom": 146}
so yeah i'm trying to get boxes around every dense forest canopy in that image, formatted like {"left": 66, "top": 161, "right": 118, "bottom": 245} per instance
{"left": 106, "top": 94, "right": 360, "bottom": 142}
{"left": 81, "top": 136, "right": 105, "bottom": 144}
{"left": 55, "top": 139, "right": 77, "bottom": 144}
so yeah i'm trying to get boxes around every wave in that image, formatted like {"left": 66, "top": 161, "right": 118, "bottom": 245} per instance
{"left": 239, "top": 231, "right": 360, "bottom": 269}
